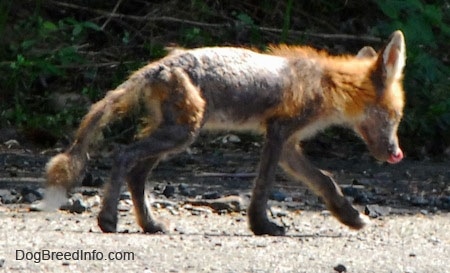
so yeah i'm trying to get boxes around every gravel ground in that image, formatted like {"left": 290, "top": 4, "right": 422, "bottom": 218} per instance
{"left": 1, "top": 202, "right": 449, "bottom": 273}
{"left": 0, "top": 136, "right": 449, "bottom": 273}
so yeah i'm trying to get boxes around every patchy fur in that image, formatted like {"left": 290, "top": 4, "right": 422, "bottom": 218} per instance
{"left": 43, "top": 31, "right": 407, "bottom": 236}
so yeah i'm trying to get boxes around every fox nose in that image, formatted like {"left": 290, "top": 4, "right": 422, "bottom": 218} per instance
{"left": 387, "top": 144, "right": 403, "bottom": 164}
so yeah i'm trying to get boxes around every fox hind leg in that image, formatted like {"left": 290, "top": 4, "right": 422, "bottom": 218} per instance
{"left": 97, "top": 124, "right": 199, "bottom": 233}
{"left": 248, "top": 123, "right": 286, "bottom": 236}
{"left": 126, "top": 157, "right": 168, "bottom": 233}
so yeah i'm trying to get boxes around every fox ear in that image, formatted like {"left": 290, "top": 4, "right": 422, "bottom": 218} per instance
{"left": 356, "top": 46, "right": 377, "bottom": 58}
{"left": 380, "top": 30, "right": 406, "bottom": 83}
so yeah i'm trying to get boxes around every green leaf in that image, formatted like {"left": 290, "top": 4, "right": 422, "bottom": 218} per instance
{"left": 82, "top": 21, "right": 101, "bottom": 31}
{"left": 42, "top": 21, "right": 58, "bottom": 31}
{"left": 423, "top": 4, "right": 442, "bottom": 26}
{"left": 21, "top": 39, "right": 36, "bottom": 50}
{"left": 72, "top": 24, "right": 83, "bottom": 36}
{"left": 237, "top": 13, "right": 254, "bottom": 26}
{"left": 375, "top": 0, "right": 400, "bottom": 19}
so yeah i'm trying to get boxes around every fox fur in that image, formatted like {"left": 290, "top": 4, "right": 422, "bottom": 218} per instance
{"left": 44, "top": 31, "right": 406, "bottom": 235}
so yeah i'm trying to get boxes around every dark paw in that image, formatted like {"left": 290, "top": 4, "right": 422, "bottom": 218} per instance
{"left": 249, "top": 219, "right": 286, "bottom": 236}
{"left": 143, "top": 220, "right": 169, "bottom": 234}
{"left": 329, "top": 200, "right": 370, "bottom": 230}
{"left": 97, "top": 212, "right": 118, "bottom": 233}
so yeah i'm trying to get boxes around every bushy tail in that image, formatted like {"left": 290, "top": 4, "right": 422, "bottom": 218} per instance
{"left": 42, "top": 76, "right": 145, "bottom": 209}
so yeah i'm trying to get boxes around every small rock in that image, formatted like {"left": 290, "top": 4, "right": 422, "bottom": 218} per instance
{"left": 120, "top": 191, "right": 131, "bottom": 200}
{"left": 364, "top": 204, "right": 391, "bottom": 218}
{"left": 92, "top": 177, "right": 105, "bottom": 187}
{"left": 0, "top": 258, "right": 5, "bottom": 268}
{"left": 118, "top": 200, "right": 132, "bottom": 212}
{"left": 437, "top": 196, "right": 450, "bottom": 210}
{"left": 320, "top": 210, "right": 331, "bottom": 216}
{"left": 152, "top": 199, "right": 178, "bottom": 208}
{"left": 62, "top": 194, "right": 89, "bottom": 213}
{"left": 334, "top": 264, "right": 347, "bottom": 272}
{"left": 163, "top": 185, "right": 176, "bottom": 198}
{"left": 22, "top": 193, "right": 39, "bottom": 204}
{"left": 0, "top": 189, "right": 18, "bottom": 204}
{"left": 342, "top": 185, "right": 372, "bottom": 204}
{"left": 202, "top": 191, "right": 221, "bottom": 200}
{"left": 4, "top": 139, "right": 20, "bottom": 148}
{"left": 86, "top": 195, "right": 101, "bottom": 208}
{"left": 178, "top": 183, "right": 193, "bottom": 196}
{"left": 81, "top": 172, "right": 94, "bottom": 186}
{"left": 270, "top": 190, "right": 287, "bottom": 202}
{"left": 270, "top": 207, "right": 288, "bottom": 217}
{"left": 342, "top": 186, "right": 361, "bottom": 197}
{"left": 81, "top": 189, "right": 99, "bottom": 196}
{"left": 411, "top": 196, "right": 429, "bottom": 206}
{"left": 20, "top": 186, "right": 43, "bottom": 203}
{"left": 184, "top": 195, "right": 246, "bottom": 213}
{"left": 70, "top": 198, "right": 89, "bottom": 213}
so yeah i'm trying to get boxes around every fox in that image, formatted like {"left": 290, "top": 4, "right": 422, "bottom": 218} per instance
{"left": 43, "top": 30, "right": 406, "bottom": 236}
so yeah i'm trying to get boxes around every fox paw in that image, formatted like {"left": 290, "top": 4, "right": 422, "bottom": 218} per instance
{"left": 97, "top": 212, "right": 118, "bottom": 233}
{"left": 331, "top": 201, "right": 371, "bottom": 230}
{"left": 142, "top": 219, "right": 169, "bottom": 234}
{"left": 249, "top": 219, "right": 286, "bottom": 236}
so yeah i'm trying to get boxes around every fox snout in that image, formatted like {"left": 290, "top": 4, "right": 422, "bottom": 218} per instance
{"left": 355, "top": 115, "right": 404, "bottom": 164}
{"left": 387, "top": 144, "right": 403, "bottom": 164}
{"left": 367, "top": 137, "right": 403, "bottom": 164}
{"left": 364, "top": 136, "right": 403, "bottom": 164}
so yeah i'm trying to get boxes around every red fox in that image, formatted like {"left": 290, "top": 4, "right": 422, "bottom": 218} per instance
{"left": 44, "top": 30, "right": 406, "bottom": 235}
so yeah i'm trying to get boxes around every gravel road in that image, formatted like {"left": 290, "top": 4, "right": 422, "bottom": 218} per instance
{"left": 0, "top": 138, "right": 449, "bottom": 273}
{"left": 1, "top": 202, "right": 449, "bottom": 273}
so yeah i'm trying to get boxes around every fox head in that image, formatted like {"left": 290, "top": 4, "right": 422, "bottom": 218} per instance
{"left": 354, "top": 31, "right": 406, "bottom": 164}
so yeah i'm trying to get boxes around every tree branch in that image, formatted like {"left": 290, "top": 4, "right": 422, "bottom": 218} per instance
{"left": 47, "top": 0, "right": 382, "bottom": 43}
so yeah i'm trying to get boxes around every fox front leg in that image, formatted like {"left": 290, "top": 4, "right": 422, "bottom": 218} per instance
{"left": 279, "top": 138, "right": 369, "bottom": 229}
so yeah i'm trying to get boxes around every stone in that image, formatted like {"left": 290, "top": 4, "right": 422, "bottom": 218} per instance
{"left": 0, "top": 189, "right": 18, "bottom": 204}
{"left": 270, "top": 190, "right": 287, "bottom": 202}
{"left": 364, "top": 204, "right": 391, "bottom": 218}
{"left": 334, "top": 264, "right": 347, "bottom": 272}
{"left": 202, "top": 191, "right": 221, "bottom": 200}
{"left": 163, "top": 185, "right": 176, "bottom": 198}
{"left": 20, "top": 186, "right": 43, "bottom": 202}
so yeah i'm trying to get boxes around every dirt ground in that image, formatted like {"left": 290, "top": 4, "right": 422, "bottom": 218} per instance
{"left": 0, "top": 133, "right": 449, "bottom": 273}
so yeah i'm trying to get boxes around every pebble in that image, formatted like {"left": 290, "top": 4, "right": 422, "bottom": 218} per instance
{"left": 341, "top": 185, "right": 372, "bottom": 204}
{"left": 70, "top": 198, "right": 89, "bottom": 213}
{"left": 364, "top": 204, "right": 391, "bottom": 218}
{"left": 411, "top": 195, "right": 429, "bottom": 206}
{"left": 202, "top": 191, "right": 221, "bottom": 200}
{"left": 0, "top": 189, "right": 18, "bottom": 204}
{"left": 334, "top": 264, "right": 347, "bottom": 272}
{"left": 163, "top": 185, "right": 176, "bottom": 198}
{"left": 81, "top": 172, "right": 94, "bottom": 186}
{"left": 120, "top": 191, "right": 131, "bottom": 200}
{"left": 20, "top": 186, "right": 43, "bottom": 203}
{"left": 81, "top": 172, "right": 104, "bottom": 187}
{"left": 270, "top": 190, "right": 287, "bottom": 202}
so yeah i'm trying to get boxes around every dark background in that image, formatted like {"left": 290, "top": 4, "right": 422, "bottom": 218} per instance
{"left": 0, "top": 0, "right": 449, "bottom": 158}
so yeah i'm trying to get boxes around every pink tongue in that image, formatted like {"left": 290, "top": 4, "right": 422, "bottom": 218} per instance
{"left": 387, "top": 149, "right": 403, "bottom": 164}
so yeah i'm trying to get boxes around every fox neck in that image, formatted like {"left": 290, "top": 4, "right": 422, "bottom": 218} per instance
{"left": 320, "top": 58, "right": 377, "bottom": 125}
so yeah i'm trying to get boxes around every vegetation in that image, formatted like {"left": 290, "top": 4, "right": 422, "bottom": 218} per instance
{"left": 1, "top": 0, "right": 449, "bottom": 155}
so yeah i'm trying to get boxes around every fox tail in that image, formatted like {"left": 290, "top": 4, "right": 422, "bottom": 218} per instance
{"left": 41, "top": 75, "right": 145, "bottom": 210}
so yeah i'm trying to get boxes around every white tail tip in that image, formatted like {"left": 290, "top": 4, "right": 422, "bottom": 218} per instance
{"left": 31, "top": 186, "right": 68, "bottom": 211}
